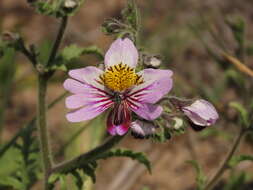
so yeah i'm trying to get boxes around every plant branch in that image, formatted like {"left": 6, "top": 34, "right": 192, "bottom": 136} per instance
{"left": 204, "top": 127, "right": 246, "bottom": 190}
{"left": 18, "top": 38, "right": 37, "bottom": 65}
{"left": 47, "top": 16, "right": 68, "bottom": 67}
{"left": 50, "top": 135, "right": 124, "bottom": 174}
{"left": 37, "top": 74, "right": 52, "bottom": 190}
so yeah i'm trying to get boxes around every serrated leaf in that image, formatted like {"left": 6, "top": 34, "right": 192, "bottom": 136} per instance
{"left": 223, "top": 172, "right": 246, "bottom": 190}
{"left": 71, "top": 171, "right": 84, "bottom": 190}
{"left": 98, "top": 148, "right": 151, "bottom": 173}
{"left": 186, "top": 160, "right": 206, "bottom": 190}
{"left": 229, "top": 102, "right": 249, "bottom": 127}
{"left": 122, "top": 0, "right": 139, "bottom": 31}
{"left": 228, "top": 155, "right": 253, "bottom": 168}
{"left": 60, "top": 44, "right": 104, "bottom": 62}
{"left": 0, "top": 176, "right": 24, "bottom": 189}
{"left": 81, "top": 163, "right": 97, "bottom": 183}
{"left": 59, "top": 175, "right": 68, "bottom": 190}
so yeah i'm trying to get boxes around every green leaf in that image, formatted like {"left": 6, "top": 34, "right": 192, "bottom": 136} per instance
{"left": 60, "top": 44, "right": 104, "bottom": 62}
{"left": 223, "top": 172, "right": 246, "bottom": 190}
{"left": 71, "top": 171, "right": 84, "bottom": 190}
{"left": 0, "top": 176, "right": 24, "bottom": 190}
{"left": 80, "top": 161, "right": 97, "bottom": 183}
{"left": 228, "top": 155, "right": 253, "bottom": 168}
{"left": 186, "top": 160, "right": 206, "bottom": 190}
{"left": 122, "top": 0, "right": 139, "bottom": 31}
{"left": 50, "top": 45, "right": 104, "bottom": 71}
{"left": 229, "top": 102, "right": 249, "bottom": 127}
{"left": 59, "top": 175, "right": 68, "bottom": 190}
{"left": 98, "top": 148, "right": 152, "bottom": 173}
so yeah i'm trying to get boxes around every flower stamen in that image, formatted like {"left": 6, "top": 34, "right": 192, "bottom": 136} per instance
{"left": 100, "top": 63, "right": 143, "bottom": 92}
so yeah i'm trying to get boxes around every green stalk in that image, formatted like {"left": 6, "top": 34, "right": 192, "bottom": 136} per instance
{"left": 47, "top": 16, "right": 68, "bottom": 67}
{"left": 37, "top": 74, "right": 52, "bottom": 190}
{"left": 50, "top": 136, "right": 123, "bottom": 174}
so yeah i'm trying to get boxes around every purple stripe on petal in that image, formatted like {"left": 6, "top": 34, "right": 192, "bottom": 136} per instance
{"left": 106, "top": 102, "right": 131, "bottom": 136}
{"left": 68, "top": 66, "right": 104, "bottom": 87}
{"left": 129, "top": 69, "right": 173, "bottom": 104}
{"left": 66, "top": 100, "right": 113, "bottom": 122}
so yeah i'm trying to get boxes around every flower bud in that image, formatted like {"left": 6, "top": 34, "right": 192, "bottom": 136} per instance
{"left": 130, "top": 120, "right": 157, "bottom": 139}
{"left": 181, "top": 99, "right": 219, "bottom": 127}
{"left": 143, "top": 54, "right": 162, "bottom": 68}
{"left": 1, "top": 32, "right": 20, "bottom": 44}
{"left": 64, "top": 0, "right": 78, "bottom": 9}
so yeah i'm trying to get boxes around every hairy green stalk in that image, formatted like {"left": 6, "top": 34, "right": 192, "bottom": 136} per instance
{"left": 50, "top": 136, "right": 124, "bottom": 174}
{"left": 37, "top": 74, "right": 52, "bottom": 189}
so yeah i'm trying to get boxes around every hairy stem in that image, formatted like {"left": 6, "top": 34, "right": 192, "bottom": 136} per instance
{"left": 37, "top": 74, "right": 52, "bottom": 190}
{"left": 204, "top": 128, "right": 246, "bottom": 190}
{"left": 47, "top": 16, "right": 68, "bottom": 67}
{"left": 50, "top": 136, "right": 124, "bottom": 174}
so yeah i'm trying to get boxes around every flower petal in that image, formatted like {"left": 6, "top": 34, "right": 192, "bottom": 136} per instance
{"left": 106, "top": 103, "right": 131, "bottom": 136}
{"left": 182, "top": 99, "right": 219, "bottom": 126}
{"left": 130, "top": 120, "right": 157, "bottom": 138}
{"left": 129, "top": 69, "right": 173, "bottom": 104}
{"left": 131, "top": 103, "right": 163, "bottom": 120}
{"left": 65, "top": 94, "right": 88, "bottom": 109}
{"left": 104, "top": 38, "right": 138, "bottom": 68}
{"left": 63, "top": 79, "right": 89, "bottom": 94}
{"left": 66, "top": 100, "right": 113, "bottom": 122}
{"left": 68, "top": 66, "right": 104, "bottom": 88}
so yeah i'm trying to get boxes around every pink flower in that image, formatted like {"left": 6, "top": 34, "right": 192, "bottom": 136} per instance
{"left": 182, "top": 99, "right": 219, "bottom": 127}
{"left": 63, "top": 38, "right": 173, "bottom": 135}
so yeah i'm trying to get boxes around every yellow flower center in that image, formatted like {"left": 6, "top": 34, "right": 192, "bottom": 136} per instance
{"left": 99, "top": 63, "right": 143, "bottom": 92}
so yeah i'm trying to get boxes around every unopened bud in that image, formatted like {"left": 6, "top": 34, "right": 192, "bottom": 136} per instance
{"left": 2, "top": 32, "right": 20, "bottom": 43}
{"left": 143, "top": 54, "right": 162, "bottom": 68}
{"left": 172, "top": 117, "right": 184, "bottom": 130}
{"left": 64, "top": 0, "right": 78, "bottom": 9}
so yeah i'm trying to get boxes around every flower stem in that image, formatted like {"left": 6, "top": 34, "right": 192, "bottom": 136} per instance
{"left": 37, "top": 74, "right": 52, "bottom": 190}
{"left": 50, "top": 136, "right": 124, "bottom": 174}
{"left": 47, "top": 16, "right": 68, "bottom": 67}
{"left": 204, "top": 128, "right": 246, "bottom": 190}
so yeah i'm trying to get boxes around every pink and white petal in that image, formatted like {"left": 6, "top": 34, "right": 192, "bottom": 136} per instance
{"left": 104, "top": 38, "right": 138, "bottom": 68}
{"left": 64, "top": 78, "right": 111, "bottom": 99}
{"left": 182, "top": 99, "right": 219, "bottom": 126}
{"left": 107, "top": 123, "right": 129, "bottom": 136}
{"left": 66, "top": 101, "right": 113, "bottom": 122}
{"left": 131, "top": 103, "right": 163, "bottom": 120}
{"left": 182, "top": 109, "right": 209, "bottom": 126}
{"left": 116, "top": 124, "right": 130, "bottom": 136}
{"left": 64, "top": 78, "right": 93, "bottom": 94}
{"left": 65, "top": 94, "right": 89, "bottom": 109}
{"left": 68, "top": 66, "right": 104, "bottom": 88}
{"left": 106, "top": 105, "right": 131, "bottom": 136}
{"left": 129, "top": 69, "right": 173, "bottom": 104}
